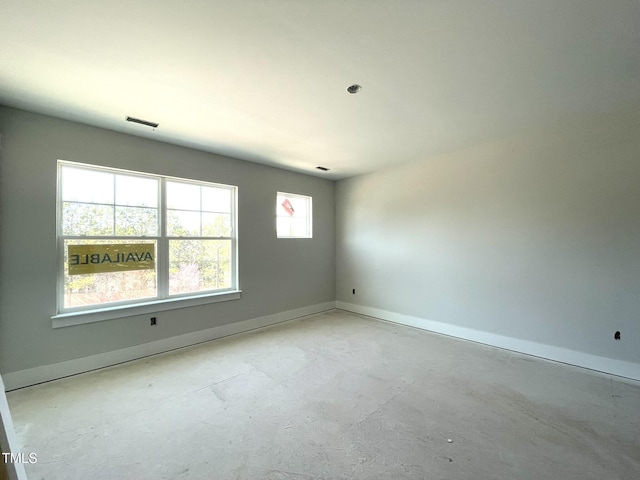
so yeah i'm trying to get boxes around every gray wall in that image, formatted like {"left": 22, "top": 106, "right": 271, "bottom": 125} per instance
{"left": 0, "top": 107, "right": 335, "bottom": 375}
{"left": 336, "top": 107, "right": 640, "bottom": 365}
{"left": 3, "top": 102, "right": 639, "bottom": 377}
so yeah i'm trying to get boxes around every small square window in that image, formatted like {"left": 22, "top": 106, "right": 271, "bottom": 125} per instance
{"left": 276, "top": 192, "right": 312, "bottom": 238}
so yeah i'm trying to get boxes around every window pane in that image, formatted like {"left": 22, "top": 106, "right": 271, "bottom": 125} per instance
{"left": 63, "top": 239, "right": 157, "bottom": 308}
{"left": 291, "top": 218, "right": 309, "bottom": 237}
{"left": 202, "top": 186, "right": 231, "bottom": 213}
{"left": 202, "top": 213, "right": 231, "bottom": 237}
{"left": 62, "top": 167, "right": 114, "bottom": 204}
{"left": 167, "top": 210, "right": 201, "bottom": 236}
{"left": 116, "top": 175, "right": 158, "bottom": 207}
{"left": 277, "top": 194, "right": 309, "bottom": 218}
{"left": 169, "top": 239, "right": 231, "bottom": 295}
{"left": 277, "top": 195, "right": 294, "bottom": 217}
{"left": 276, "top": 217, "right": 292, "bottom": 237}
{"left": 63, "top": 202, "right": 114, "bottom": 236}
{"left": 115, "top": 206, "right": 158, "bottom": 236}
{"left": 290, "top": 197, "right": 308, "bottom": 218}
{"left": 167, "top": 182, "right": 200, "bottom": 210}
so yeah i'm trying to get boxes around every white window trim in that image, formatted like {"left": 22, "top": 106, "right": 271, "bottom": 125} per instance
{"left": 55, "top": 160, "right": 240, "bottom": 326}
{"left": 51, "top": 290, "right": 241, "bottom": 328}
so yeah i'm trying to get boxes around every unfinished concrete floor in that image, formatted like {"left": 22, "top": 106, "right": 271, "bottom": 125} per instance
{"left": 7, "top": 310, "right": 640, "bottom": 479}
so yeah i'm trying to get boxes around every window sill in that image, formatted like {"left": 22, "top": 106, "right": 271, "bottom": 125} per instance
{"left": 51, "top": 290, "right": 242, "bottom": 328}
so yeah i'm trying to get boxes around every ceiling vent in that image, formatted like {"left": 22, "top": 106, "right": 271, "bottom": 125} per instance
{"left": 346, "top": 84, "right": 362, "bottom": 94}
{"left": 126, "top": 116, "right": 159, "bottom": 128}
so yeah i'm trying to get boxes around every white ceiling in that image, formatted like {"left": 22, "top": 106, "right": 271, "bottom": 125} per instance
{"left": 1, "top": 1, "right": 639, "bottom": 180}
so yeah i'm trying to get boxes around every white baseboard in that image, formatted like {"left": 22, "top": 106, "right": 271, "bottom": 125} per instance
{"left": 3, "top": 302, "right": 336, "bottom": 391}
{"left": 7, "top": 301, "right": 637, "bottom": 391}
{"left": 337, "top": 301, "right": 640, "bottom": 382}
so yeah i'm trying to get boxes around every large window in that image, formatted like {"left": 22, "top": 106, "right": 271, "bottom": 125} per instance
{"left": 276, "top": 192, "right": 312, "bottom": 238}
{"left": 57, "top": 161, "right": 237, "bottom": 315}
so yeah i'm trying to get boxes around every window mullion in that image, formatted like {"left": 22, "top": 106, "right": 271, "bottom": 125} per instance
{"left": 158, "top": 178, "right": 169, "bottom": 299}
{"left": 200, "top": 185, "right": 203, "bottom": 237}
{"left": 112, "top": 174, "right": 117, "bottom": 235}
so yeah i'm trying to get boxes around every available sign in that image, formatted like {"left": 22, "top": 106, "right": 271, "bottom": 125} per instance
{"left": 68, "top": 243, "right": 155, "bottom": 275}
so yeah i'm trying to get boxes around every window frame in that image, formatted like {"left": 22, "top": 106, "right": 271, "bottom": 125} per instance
{"left": 276, "top": 192, "right": 313, "bottom": 239}
{"left": 54, "top": 161, "right": 240, "bottom": 326}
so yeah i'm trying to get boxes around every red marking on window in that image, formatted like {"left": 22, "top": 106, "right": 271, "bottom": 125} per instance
{"left": 282, "top": 198, "right": 295, "bottom": 216}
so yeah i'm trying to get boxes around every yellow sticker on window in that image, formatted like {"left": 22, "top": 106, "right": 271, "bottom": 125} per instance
{"left": 68, "top": 244, "right": 155, "bottom": 275}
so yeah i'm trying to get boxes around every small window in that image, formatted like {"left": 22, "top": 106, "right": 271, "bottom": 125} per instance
{"left": 276, "top": 192, "right": 312, "bottom": 238}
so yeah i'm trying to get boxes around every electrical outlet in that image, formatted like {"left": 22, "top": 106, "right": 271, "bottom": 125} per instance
{"left": 352, "top": 288, "right": 356, "bottom": 295}
{"left": 150, "top": 317, "right": 157, "bottom": 326}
